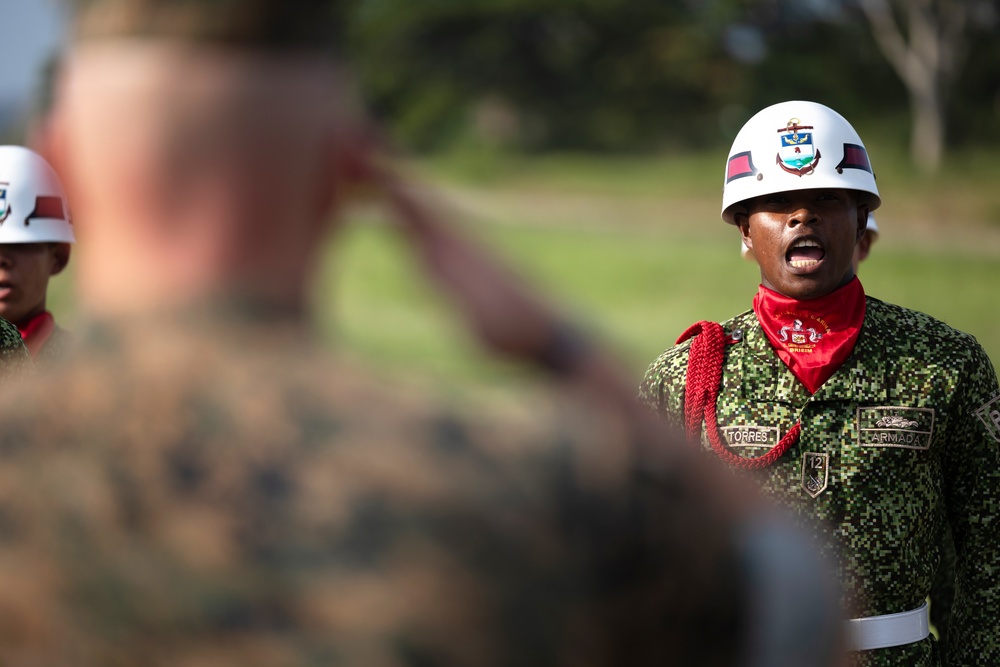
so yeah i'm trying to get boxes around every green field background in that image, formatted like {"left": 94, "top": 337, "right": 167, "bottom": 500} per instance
{"left": 49, "top": 150, "right": 1000, "bottom": 387}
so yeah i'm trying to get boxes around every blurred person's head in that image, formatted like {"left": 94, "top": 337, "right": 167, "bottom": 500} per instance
{"left": 46, "top": 0, "right": 370, "bottom": 318}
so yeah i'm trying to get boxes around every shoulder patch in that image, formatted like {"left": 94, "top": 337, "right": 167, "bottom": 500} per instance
{"left": 975, "top": 395, "right": 1000, "bottom": 444}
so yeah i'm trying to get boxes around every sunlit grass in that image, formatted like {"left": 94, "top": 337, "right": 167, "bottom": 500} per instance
{"left": 317, "top": 197, "right": 1000, "bottom": 384}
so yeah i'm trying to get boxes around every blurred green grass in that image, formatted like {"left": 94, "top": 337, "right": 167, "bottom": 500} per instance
{"left": 328, "top": 149, "right": 999, "bottom": 382}
{"left": 49, "top": 149, "right": 1000, "bottom": 386}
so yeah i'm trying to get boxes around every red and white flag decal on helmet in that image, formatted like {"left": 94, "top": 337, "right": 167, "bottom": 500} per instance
{"left": 726, "top": 151, "right": 758, "bottom": 183}
{"left": 836, "top": 143, "right": 872, "bottom": 174}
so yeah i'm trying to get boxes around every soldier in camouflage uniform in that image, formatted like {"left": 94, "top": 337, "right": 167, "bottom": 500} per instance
{"left": 747, "top": 206, "right": 958, "bottom": 654}
{"left": 0, "top": 146, "right": 75, "bottom": 363}
{"left": 746, "top": 181, "right": 958, "bottom": 658}
{"left": 0, "top": 3, "right": 847, "bottom": 666}
{"left": 640, "top": 100, "right": 1000, "bottom": 667}
{"left": 0, "top": 155, "right": 35, "bottom": 373}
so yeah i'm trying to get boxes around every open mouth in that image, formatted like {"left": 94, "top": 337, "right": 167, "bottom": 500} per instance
{"left": 786, "top": 238, "right": 825, "bottom": 268}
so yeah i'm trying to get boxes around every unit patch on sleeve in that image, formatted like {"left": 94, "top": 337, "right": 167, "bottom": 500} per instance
{"left": 857, "top": 406, "right": 935, "bottom": 450}
{"left": 975, "top": 395, "right": 1000, "bottom": 444}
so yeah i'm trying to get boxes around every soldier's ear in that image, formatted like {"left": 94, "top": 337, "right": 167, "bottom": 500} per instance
{"left": 855, "top": 205, "right": 869, "bottom": 243}
{"left": 49, "top": 243, "right": 71, "bottom": 276}
{"left": 735, "top": 213, "right": 752, "bottom": 250}
{"left": 855, "top": 231, "right": 873, "bottom": 264}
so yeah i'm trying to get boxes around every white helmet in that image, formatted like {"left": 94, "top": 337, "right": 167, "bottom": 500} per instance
{"left": 722, "top": 101, "right": 880, "bottom": 225}
{"left": 866, "top": 212, "right": 879, "bottom": 235}
{"left": 0, "top": 146, "right": 75, "bottom": 243}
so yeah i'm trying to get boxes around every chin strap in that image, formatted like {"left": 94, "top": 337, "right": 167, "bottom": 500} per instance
{"left": 678, "top": 321, "right": 799, "bottom": 469}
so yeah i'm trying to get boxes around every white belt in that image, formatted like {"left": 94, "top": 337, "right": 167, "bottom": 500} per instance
{"left": 844, "top": 602, "right": 930, "bottom": 651}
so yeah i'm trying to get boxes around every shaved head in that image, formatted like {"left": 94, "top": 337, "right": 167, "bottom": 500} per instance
{"left": 69, "top": 0, "right": 345, "bottom": 52}
{"left": 49, "top": 29, "right": 367, "bottom": 315}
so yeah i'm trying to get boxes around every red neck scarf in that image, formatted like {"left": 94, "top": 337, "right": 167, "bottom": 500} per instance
{"left": 753, "top": 278, "right": 865, "bottom": 394}
{"left": 18, "top": 311, "right": 55, "bottom": 359}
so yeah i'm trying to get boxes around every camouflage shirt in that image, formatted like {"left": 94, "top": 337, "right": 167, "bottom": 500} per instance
{"left": 0, "top": 315, "right": 31, "bottom": 378}
{"left": 0, "top": 301, "right": 833, "bottom": 667}
{"left": 640, "top": 296, "right": 1000, "bottom": 667}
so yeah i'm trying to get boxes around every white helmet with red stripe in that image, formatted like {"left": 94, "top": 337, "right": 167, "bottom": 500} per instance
{"left": 0, "top": 145, "right": 75, "bottom": 243}
{"left": 722, "top": 101, "right": 880, "bottom": 225}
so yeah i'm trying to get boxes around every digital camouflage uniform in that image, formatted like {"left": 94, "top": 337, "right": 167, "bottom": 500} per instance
{"left": 640, "top": 296, "right": 1000, "bottom": 667}
{"left": 0, "top": 316, "right": 31, "bottom": 377}
{"left": 0, "top": 302, "right": 833, "bottom": 667}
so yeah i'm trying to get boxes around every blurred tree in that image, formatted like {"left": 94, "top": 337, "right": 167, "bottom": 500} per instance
{"left": 346, "top": 0, "right": 745, "bottom": 152}
{"left": 853, "top": 0, "right": 997, "bottom": 172}
{"left": 720, "top": 0, "right": 1000, "bottom": 168}
{"left": 342, "top": 0, "right": 999, "bottom": 158}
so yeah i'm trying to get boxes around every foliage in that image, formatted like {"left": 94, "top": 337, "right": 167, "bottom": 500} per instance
{"left": 347, "top": 0, "right": 746, "bottom": 151}
{"left": 342, "top": 0, "right": 1000, "bottom": 155}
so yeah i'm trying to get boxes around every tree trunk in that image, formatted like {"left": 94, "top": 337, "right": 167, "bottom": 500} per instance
{"left": 910, "top": 84, "right": 944, "bottom": 173}
{"left": 858, "top": 0, "right": 970, "bottom": 173}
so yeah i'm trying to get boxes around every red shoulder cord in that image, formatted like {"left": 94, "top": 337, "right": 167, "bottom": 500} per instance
{"left": 677, "top": 321, "right": 800, "bottom": 469}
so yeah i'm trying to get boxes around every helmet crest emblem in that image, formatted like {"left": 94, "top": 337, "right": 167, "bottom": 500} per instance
{"left": 776, "top": 118, "right": 820, "bottom": 176}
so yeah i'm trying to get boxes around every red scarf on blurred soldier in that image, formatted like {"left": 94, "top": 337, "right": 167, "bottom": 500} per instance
{"left": 753, "top": 278, "right": 865, "bottom": 394}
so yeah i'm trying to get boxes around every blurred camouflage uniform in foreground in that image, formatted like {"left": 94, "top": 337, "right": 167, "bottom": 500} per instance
{"left": 0, "top": 1, "right": 842, "bottom": 665}
{"left": 0, "top": 303, "right": 796, "bottom": 667}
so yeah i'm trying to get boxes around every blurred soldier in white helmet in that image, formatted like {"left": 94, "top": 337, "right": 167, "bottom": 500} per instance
{"left": 641, "top": 100, "right": 1000, "bottom": 666}
{"left": 0, "top": 146, "right": 74, "bottom": 361}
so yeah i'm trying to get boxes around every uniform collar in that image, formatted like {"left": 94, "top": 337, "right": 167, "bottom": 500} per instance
{"left": 812, "top": 298, "right": 888, "bottom": 403}
{"left": 729, "top": 298, "right": 888, "bottom": 405}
